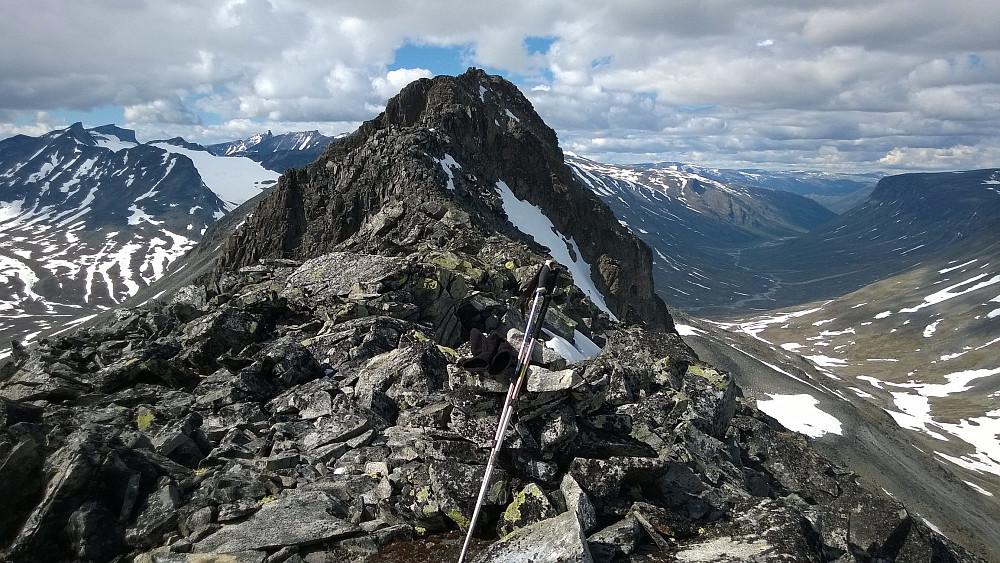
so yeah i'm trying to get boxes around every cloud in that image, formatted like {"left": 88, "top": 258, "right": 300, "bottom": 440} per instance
{"left": 1, "top": 0, "right": 998, "bottom": 171}
{"left": 373, "top": 68, "right": 434, "bottom": 99}
{"left": 879, "top": 144, "right": 1000, "bottom": 169}
{"left": 124, "top": 98, "right": 202, "bottom": 125}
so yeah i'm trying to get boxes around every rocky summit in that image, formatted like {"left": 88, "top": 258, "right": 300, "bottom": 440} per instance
{"left": 0, "top": 69, "right": 985, "bottom": 562}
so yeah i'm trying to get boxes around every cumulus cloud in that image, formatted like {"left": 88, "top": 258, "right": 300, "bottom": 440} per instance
{"left": 124, "top": 98, "right": 203, "bottom": 125}
{"left": 1, "top": 0, "right": 998, "bottom": 171}
{"left": 373, "top": 68, "right": 434, "bottom": 99}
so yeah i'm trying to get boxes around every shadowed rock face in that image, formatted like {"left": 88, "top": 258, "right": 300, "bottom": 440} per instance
{"left": 214, "top": 68, "right": 671, "bottom": 331}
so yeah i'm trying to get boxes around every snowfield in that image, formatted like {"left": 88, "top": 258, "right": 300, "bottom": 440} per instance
{"left": 494, "top": 179, "right": 617, "bottom": 320}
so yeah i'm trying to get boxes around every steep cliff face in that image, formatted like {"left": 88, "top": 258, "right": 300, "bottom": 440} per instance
{"left": 215, "top": 68, "right": 670, "bottom": 331}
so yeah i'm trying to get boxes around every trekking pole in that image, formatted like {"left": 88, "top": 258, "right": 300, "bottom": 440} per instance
{"left": 457, "top": 261, "right": 558, "bottom": 563}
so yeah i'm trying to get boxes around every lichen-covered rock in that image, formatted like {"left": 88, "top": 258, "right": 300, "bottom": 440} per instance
{"left": 682, "top": 364, "right": 737, "bottom": 440}
{"left": 473, "top": 509, "right": 594, "bottom": 563}
{"left": 497, "top": 483, "right": 557, "bottom": 537}
{"left": 193, "top": 489, "right": 358, "bottom": 553}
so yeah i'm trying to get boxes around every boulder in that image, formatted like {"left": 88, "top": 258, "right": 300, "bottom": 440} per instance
{"left": 497, "top": 483, "right": 558, "bottom": 537}
{"left": 194, "top": 489, "right": 359, "bottom": 553}
{"left": 472, "top": 509, "right": 593, "bottom": 563}
{"left": 0, "top": 437, "right": 44, "bottom": 542}
{"left": 560, "top": 475, "right": 597, "bottom": 534}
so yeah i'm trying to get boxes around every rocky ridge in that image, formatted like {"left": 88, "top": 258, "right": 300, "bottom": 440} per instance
{"left": 1, "top": 248, "right": 981, "bottom": 562}
{"left": 213, "top": 68, "right": 670, "bottom": 331}
{"left": 0, "top": 70, "right": 985, "bottom": 562}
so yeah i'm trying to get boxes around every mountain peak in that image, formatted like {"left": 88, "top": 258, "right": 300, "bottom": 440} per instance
{"left": 89, "top": 124, "right": 139, "bottom": 144}
{"left": 215, "top": 69, "right": 672, "bottom": 331}
{"left": 55, "top": 121, "right": 97, "bottom": 146}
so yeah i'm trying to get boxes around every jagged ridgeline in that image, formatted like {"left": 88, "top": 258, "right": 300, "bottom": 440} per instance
{"left": 213, "top": 68, "right": 671, "bottom": 332}
{"left": 0, "top": 69, "right": 984, "bottom": 562}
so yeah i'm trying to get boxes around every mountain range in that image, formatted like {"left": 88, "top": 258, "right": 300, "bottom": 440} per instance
{"left": 207, "top": 130, "right": 337, "bottom": 172}
{"left": 0, "top": 69, "right": 997, "bottom": 561}
{"left": 0, "top": 124, "right": 278, "bottom": 353}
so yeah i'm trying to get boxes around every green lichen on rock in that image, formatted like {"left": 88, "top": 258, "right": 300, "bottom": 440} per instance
{"left": 499, "top": 483, "right": 554, "bottom": 538}
{"left": 436, "top": 345, "right": 459, "bottom": 362}
{"left": 136, "top": 408, "right": 154, "bottom": 431}
{"left": 446, "top": 509, "right": 470, "bottom": 530}
{"left": 504, "top": 490, "right": 527, "bottom": 523}
{"left": 687, "top": 365, "right": 729, "bottom": 391}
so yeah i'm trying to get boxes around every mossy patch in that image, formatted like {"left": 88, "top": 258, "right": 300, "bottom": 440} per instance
{"left": 447, "top": 508, "right": 470, "bottom": 530}
{"left": 136, "top": 408, "right": 154, "bottom": 432}
{"left": 437, "top": 345, "right": 459, "bottom": 362}
{"left": 687, "top": 365, "right": 729, "bottom": 391}
{"left": 504, "top": 490, "right": 527, "bottom": 522}
{"left": 415, "top": 485, "right": 432, "bottom": 503}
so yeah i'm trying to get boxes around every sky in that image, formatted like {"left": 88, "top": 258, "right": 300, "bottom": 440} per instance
{"left": 1, "top": 0, "right": 998, "bottom": 173}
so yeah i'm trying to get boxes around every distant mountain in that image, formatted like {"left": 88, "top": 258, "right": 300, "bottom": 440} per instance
{"left": 207, "top": 130, "right": 336, "bottom": 172}
{"left": 0, "top": 123, "right": 277, "bottom": 351}
{"left": 568, "top": 154, "right": 838, "bottom": 312}
{"left": 735, "top": 169, "right": 1000, "bottom": 309}
{"left": 646, "top": 162, "right": 881, "bottom": 213}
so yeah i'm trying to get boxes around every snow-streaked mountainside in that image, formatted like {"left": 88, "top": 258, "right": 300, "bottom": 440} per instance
{"left": 714, "top": 237, "right": 1000, "bottom": 480}
{"left": 208, "top": 130, "right": 336, "bottom": 172}
{"left": 568, "top": 154, "right": 838, "bottom": 312}
{"left": 660, "top": 170, "right": 1000, "bottom": 558}
{"left": 0, "top": 123, "right": 277, "bottom": 354}
{"left": 577, "top": 158, "right": 1000, "bottom": 317}
{"left": 646, "top": 161, "right": 881, "bottom": 213}
{"left": 735, "top": 169, "right": 1000, "bottom": 310}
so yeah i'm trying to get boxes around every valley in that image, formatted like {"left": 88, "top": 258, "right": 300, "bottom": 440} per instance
{"left": 574, "top": 159, "right": 1000, "bottom": 558}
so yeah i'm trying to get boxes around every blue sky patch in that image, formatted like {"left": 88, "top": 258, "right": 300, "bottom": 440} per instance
{"left": 390, "top": 43, "right": 473, "bottom": 76}
{"left": 524, "top": 36, "right": 556, "bottom": 55}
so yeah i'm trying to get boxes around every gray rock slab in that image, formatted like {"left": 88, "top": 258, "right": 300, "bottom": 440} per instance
{"left": 526, "top": 367, "right": 581, "bottom": 393}
{"left": 194, "top": 489, "right": 359, "bottom": 553}
{"left": 472, "top": 509, "right": 594, "bottom": 563}
{"left": 560, "top": 474, "right": 597, "bottom": 534}
{"left": 285, "top": 252, "right": 410, "bottom": 300}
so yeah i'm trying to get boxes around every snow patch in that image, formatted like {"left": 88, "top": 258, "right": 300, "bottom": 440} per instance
{"left": 542, "top": 329, "right": 602, "bottom": 362}
{"left": 939, "top": 259, "right": 978, "bottom": 274}
{"left": 964, "top": 481, "right": 994, "bottom": 497}
{"left": 433, "top": 154, "right": 462, "bottom": 191}
{"left": 805, "top": 355, "right": 847, "bottom": 367}
{"left": 127, "top": 205, "right": 163, "bottom": 226}
{"left": 151, "top": 143, "right": 277, "bottom": 209}
{"left": 900, "top": 273, "right": 1000, "bottom": 313}
{"left": 756, "top": 393, "right": 842, "bottom": 437}
{"left": 923, "top": 319, "right": 942, "bottom": 337}
{"left": 675, "top": 324, "right": 703, "bottom": 336}
{"left": 494, "top": 180, "right": 617, "bottom": 319}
